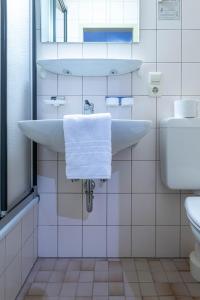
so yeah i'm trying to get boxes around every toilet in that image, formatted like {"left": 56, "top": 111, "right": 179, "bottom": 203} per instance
{"left": 160, "top": 117, "right": 200, "bottom": 281}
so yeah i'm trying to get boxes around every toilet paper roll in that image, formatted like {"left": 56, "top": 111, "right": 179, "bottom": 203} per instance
{"left": 174, "top": 100, "right": 198, "bottom": 118}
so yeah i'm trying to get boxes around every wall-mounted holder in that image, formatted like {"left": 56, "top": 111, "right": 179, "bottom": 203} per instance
{"left": 106, "top": 96, "right": 134, "bottom": 107}
{"left": 44, "top": 96, "right": 66, "bottom": 107}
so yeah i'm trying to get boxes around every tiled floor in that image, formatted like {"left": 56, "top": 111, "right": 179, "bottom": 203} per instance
{"left": 17, "top": 258, "right": 200, "bottom": 300}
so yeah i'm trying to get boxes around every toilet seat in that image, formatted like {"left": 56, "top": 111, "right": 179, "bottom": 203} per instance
{"left": 185, "top": 197, "right": 200, "bottom": 230}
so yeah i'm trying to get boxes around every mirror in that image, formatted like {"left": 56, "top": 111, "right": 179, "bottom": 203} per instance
{"left": 40, "top": 0, "right": 140, "bottom": 43}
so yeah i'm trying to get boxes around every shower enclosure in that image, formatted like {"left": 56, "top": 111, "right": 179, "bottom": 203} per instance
{"left": 0, "top": 0, "right": 37, "bottom": 218}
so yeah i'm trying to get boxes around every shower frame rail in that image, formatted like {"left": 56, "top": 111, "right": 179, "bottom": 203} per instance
{"left": 0, "top": 0, "right": 37, "bottom": 218}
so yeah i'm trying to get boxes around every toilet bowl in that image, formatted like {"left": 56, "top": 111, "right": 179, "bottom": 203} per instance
{"left": 185, "top": 196, "right": 200, "bottom": 281}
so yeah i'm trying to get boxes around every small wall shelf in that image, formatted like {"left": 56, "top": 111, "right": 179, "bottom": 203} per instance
{"left": 37, "top": 58, "right": 142, "bottom": 77}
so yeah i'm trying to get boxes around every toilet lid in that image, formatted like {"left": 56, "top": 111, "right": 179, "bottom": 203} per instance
{"left": 185, "top": 197, "right": 200, "bottom": 228}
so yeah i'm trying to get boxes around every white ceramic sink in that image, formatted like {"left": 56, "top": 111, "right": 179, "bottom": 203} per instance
{"left": 18, "top": 119, "right": 152, "bottom": 155}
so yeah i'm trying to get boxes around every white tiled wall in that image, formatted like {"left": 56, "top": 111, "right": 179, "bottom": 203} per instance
{"left": 0, "top": 199, "right": 38, "bottom": 300}
{"left": 37, "top": 0, "right": 200, "bottom": 258}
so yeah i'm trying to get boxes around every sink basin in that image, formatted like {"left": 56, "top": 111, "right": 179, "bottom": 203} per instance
{"left": 18, "top": 119, "right": 152, "bottom": 155}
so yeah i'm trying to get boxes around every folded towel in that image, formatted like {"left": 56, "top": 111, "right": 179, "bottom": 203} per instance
{"left": 63, "top": 113, "right": 112, "bottom": 179}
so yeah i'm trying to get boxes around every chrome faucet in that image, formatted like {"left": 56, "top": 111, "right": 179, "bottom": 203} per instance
{"left": 84, "top": 100, "right": 94, "bottom": 114}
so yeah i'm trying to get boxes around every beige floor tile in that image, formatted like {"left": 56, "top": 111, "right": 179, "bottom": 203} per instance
{"left": 152, "top": 272, "right": 168, "bottom": 283}
{"left": 149, "top": 260, "right": 164, "bottom": 273}
{"left": 161, "top": 260, "right": 177, "bottom": 272}
{"left": 166, "top": 272, "right": 182, "bottom": 283}
{"left": 109, "top": 271, "right": 123, "bottom": 282}
{"left": 180, "top": 272, "right": 197, "bottom": 283}
{"left": 124, "top": 283, "right": 141, "bottom": 297}
{"left": 79, "top": 271, "right": 94, "bottom": 282}
{"left": 109, "top": 297, "right": 125, "bottom": 300}
{"left": 186, "top": 283, "right": 200, "bottom": 297}
{"left": 109, "top": 262, "right": 122, "bottom": 272}
{"left": 109, "top": 282, "right": 124, "bottom": 296}
{"left": 45, "top": 283, "right": 62, "bottom": 297}
{"left": 49, "top": 271, "right": 65, "bottom": 283}
{"left": 35, "top": 271, "right": 51, "bottom": 282}
{"left": 81, "top": 259, "right": 95, "bottom": 271}
{"left": 155, "top": 283, "right": 173, "bottom": 296}
{"left": 170, "top": 283, "right": 190, "bottom": 296}
{"left": 93, "top": 297, "right": 108, "bottom": 300}
{"left": 139, "top": 283, "right": 157, "bottom": 297}
{"left": 60, "top": 283, "right": 77, "bottom": 297}
{"left": 94, "top": 272, "right": 109, "bottom": 282}
{"left": 76, "top": 283, "right": 93, "bottom": 297}
{"left": 173, "top": 259, "right": 189, "bottom": 272}
{"left": 135, "top": 259, "right": 150, "bottom": 271}
{"left": 137, "top": 271, "right": 153, "bottom": 283}
{"left": 93, "top": 283, "right": 109, "bottom": 296}
{"left": 64, "top": 271, "right": 80, "bottom": 282}
{"left": 121, "top": 259, "right": 136, "bottom": 272}
{"left": 40, "top": 259, "right": 57, "bottom": 271}
{"left": 95, "top": 261, "right": 109, "bottom": 272}
{"left": 159, "top": 297, "right": 176, "bottom": 300}
{"left": 123, "top": 272, "right": 138, "bottom": 283}
{"left": 54, "top": 258, "right": 69, "bottom": 271}
{"left": 28, "top": 283, "right": 47, "bottom": 296}
{"left": 68, "top": 260, "right": 81, "bottom": 271}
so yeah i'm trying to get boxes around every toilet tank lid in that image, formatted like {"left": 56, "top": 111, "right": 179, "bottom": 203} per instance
{"left": 160, "top": 117, "right": 200, "bottom": 128}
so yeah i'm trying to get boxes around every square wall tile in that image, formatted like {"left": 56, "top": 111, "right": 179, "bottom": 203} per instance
{"left": 58, "top": 96, "right": 83, "bottom": 117}
{"left": 113, "top": 147, "right": 132, "bottom": 161}
{"left": 83, "top": 43, "right": 107, "bottom": 58}
{"left": 37, "top": 96, "right": 58, "bottom": 120}
{"left": 58, "top": 76, "right": 82, "bottom": 96}
{"left": 181, "top": 194, "right": 190, "bottom": 225}
{"left": 132, "top": 129, "right": 156, "bottom": 161}
{"left": 133, "top": 96, "right": 156, "bottom": 127}
{"left": 108, "top": 44, "right": 132, "bottom": 59}
{"left": 58, "top": 43, "right": 83, "bottom": 58}
{"left": 132, "top": 161, "right": 156, "bottom": 193}
{"left": 156, "top": 194, "right": 181, "bottom": 225}
{"left": 107, "top": 226, "right": 131, "bottom": 257}
{"left": 21, "top": 235, "right": 34, "bottom": 283}
{"left": 5, "top": 253, "right": 21, "bottom": 300}
{"left": 37, "top": 72, "right": 58, "bottom": 96}
{"left": 157, "top": 63, "right": 181, "bottom": 96}
{"left": 58, "top": 194, "right": 82, "bottom": 226}
{"left": 181, "top": 226, "right": 195, "bottom": 257}
{"left": 37, "top": 145, "right": 57, "bottom": 161}
{"left": 182, "top": 0, "right": 200, "bottom": 29}
{"left": 83, "top": 194, "right": 106, "bottom": 225}
{"left": 6, "top": 222, "right": 21, "bottom": 267}
{"left": 58, "top": 161, "right": 82, "bottom": 193}
{"left": 107, "top": 194, "right": 131, "bottom": 225}
{"left": 83, "top": 226, "right": 106, "bottom": 257}
{"left": 157, "top": 30, "right": 181, "bottom": 62}
{"left": 182, "top": 63, "right": 200, "bottom": 95}
{"left": 132, "top": 30, "right": 156, "bottom": 63}
{"left": 182, "top": 30, "right": 200, "bottom": 62}
{"left": 22, "top": 208, "right": 34, "bottom": 244}
{"left": 140, "top": 0, "right": 157, "bottom": 29}
{"left": 58, "top": 226, "right": 82, "bottom": 257}
{"left": 37, "top": 161, "right": 57, "bottom": 194}
{"left": 39, "top": 193, "right": 57, "bottom": 226}
{"left": 108, "top": 73, "right": 132, "bottom": 96}
{"left": 132, "top": 226, "right": 155, "bottom": 257}
{"left": 132, "top": 194, "right": 156, "bottom": 226}
{"left": 83, "top": 77, "right": 107, "bottom": 95}
{"left": 38, "top": 226, "right": 57, "bottom": 257}
{"left": 132, "top": 63, "right": 156, "bottom": 95}
{"left": 108, "top": 161, "right": 131, "bottom": 194}
{"left": 156, "top": 226, "right": 180, "bottom": 257}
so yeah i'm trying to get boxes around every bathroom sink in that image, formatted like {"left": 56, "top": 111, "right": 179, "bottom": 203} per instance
{"left": 18, "top": 119, "right": 152, "bottom": 155}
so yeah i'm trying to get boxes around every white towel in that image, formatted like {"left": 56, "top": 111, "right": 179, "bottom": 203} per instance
{"left": 63, "top": 113, "right": 112, "bottom": 179}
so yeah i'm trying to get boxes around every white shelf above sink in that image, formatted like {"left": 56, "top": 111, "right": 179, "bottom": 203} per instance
{"left": 37, "top": 58, "right": 142, "bottom": 77}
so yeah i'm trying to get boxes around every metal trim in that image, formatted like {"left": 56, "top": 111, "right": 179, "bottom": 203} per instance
{"left": 0, "top": 0, "right": 8, "bottom": 213}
